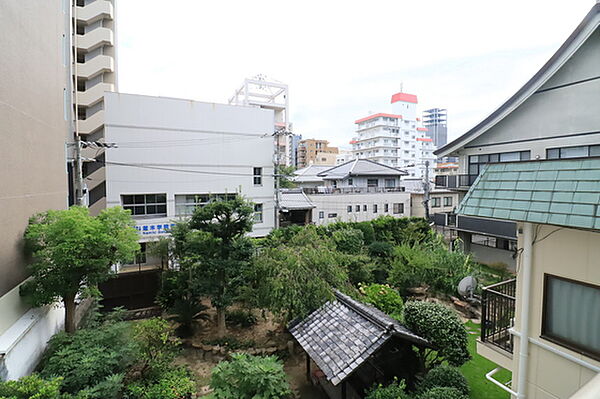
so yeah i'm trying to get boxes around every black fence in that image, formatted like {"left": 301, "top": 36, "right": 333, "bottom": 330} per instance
{"left": 481, "top": 279, "right": 517, "bottom": 353}
{"left": 99, "top": 269, "right": 161, "bottom": 311}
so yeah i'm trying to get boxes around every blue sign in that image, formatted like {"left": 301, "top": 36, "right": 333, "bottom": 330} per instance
{"left": 134, "top": 223, "right": 175, "bottom": 236}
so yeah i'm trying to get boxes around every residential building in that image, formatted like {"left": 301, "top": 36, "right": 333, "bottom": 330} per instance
{"left": 351, "top": 92, "right": 436, "bottom": 178}
{"left": 104, "top": 92, "right": 277, "bottom": 267}
{"left": 462, "top": 159, "right": 600, "bottom": 399}
{"left": 423, "top": 108, "right": 447, "bottom": 148}
{"left": 285, "top": 159, "right": 411, "bottom": 226}
{"left": 336, "top": 148, "right": 353, "bottom": 165}
{"left": 297, "top": 139, "right": 339, "bottom": 168}
{"left": 228, "top": 76, "right": 292, "bottom": 165}
{"left": 289, "top": 134, "right": 302, "bottom": 168}
{"left": 0, "top": 1, "right": 72, "bottom": 380}
{"left": 401, "top": 179, "right": 458, "bottom": 219}
{"left": 73, "top": 0, "right": 118, "bottom": 214}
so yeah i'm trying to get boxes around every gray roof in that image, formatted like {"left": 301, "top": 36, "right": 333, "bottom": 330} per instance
{"left": 293, "top": 165, "right": 330, "bottom": 183}
{"left": 280, "top": 189, "right": 315, "bottom": 210}
{"left": 288, "top": 291, "right": 428, "bottom": 386}
{"left": 435, "top": 3, "right": 600, "bottom": 157}
{"left": 317, "top": 159, "right": 407, "bottom": 180}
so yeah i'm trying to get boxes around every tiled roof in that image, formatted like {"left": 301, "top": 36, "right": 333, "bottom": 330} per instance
{"left": 318, "top": 159, "right": 407, "bottom": 180}
{"left": 288, "top": 291, "right": 428, "bottom": 386}
{"left": 280, "top": 190, "right": 315, "bottom": 210}
{"left": 457, "top": 158, "right": 600, "bottom": 230}
{"left": 293, "top": 165, "right": 330, "bottom": 183}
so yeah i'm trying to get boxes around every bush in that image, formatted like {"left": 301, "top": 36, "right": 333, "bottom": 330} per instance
{"left": 332, "top": 228, "right": 365, "bottom": 254}
{"left": 69, "top": 374, "right": 124, "bottom": 399}
{"left": 365, "top": 378, "right": 409, "bottom": 399}
{"left": 133, "top": 318, "right": 181, "bottom": 380}
{"left": 0, "top": 375, "right": 62, "bottom": 399}
{"left": 226, "top": 309, "right": 258, "bottom": 328}
{"left": 38, "top": 321, "right": 135, "bottom": 394}
{"left": 203, "top": 336, "right": 256, "bottom": 351}
{"left": 210, "top": 354, "right": 291, "bottom": 399}
{"left": 419, "top": 365, "right": 469, "bottom": 395}
{"left": 368, "top": 241, "right": 394, "bottom": 259}
{"left": 341, "top": 254, "right": 375, "bottom": 285}
{"left": 419, "top": 387, "right": 468, "bottom": 399}
{"left": 125, "top": 367, "right": 195, "bottom": 399}
{"left": 359, "top": 283, "right": 404, "bottom": 321}
{"left": 403, "top": 301, "right": 470, "bottom": 369}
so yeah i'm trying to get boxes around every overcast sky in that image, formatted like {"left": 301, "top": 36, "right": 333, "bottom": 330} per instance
{"left": 117, "top": 0, "right": 594, "bottom": 148}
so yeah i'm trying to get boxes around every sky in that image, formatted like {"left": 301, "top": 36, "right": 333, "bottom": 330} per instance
{"left": 117, "top": 0, "right": 595, "bottom": 148}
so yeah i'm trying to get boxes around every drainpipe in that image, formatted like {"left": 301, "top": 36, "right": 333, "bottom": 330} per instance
{"left": 516, "top": 222, "right": 534, "bottom": 399}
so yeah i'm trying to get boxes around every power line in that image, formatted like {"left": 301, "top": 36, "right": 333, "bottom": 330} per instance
{"left": 100, "top": 160, "right": 276, "bottom": 178}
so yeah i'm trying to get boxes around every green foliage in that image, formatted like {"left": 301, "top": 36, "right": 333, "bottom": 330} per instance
{"left": 125, "top": 367, "right": 195, "bottom": 399}
{"left": 209, "top": 354, "right": 292, "bottom": 399}
{"left": 277, "top": 165, "right": 297, "bottom": 189}
{"left": 133, "top": 318, "right": 181, "bottom": 380}
{"left": 146, "top": 237, "right": 172, "bottom": 269}
{"left": 365, "top": 378, "right": 409, "bottom": 399}
{"left": 332, "top": 228, "right": 365, "bottom": 254}
{"left": 418, "top": 387, "right": 468, "bottom": 399}
{"left": 0, "top": 374, "right": 62, "bottom": 399}
{"left": 67, "top": 374, "right": 124, "bottom": 399}
{"left": 359, "top": 283, "right": 404, "bottom": 321}
{"left": 226, "top": 309, "right": 258, "bottom": 328}
{"left": 419, "top": 365, "right": 469, "bottom": 395}
{"left": 38, "top": 321, "right": 135, "bottom": 394}
{"left": 203, "top": 336, "right": 256, "bottom": 351}
{"left": 341, "top": 254, "right": 375, "bottom": 286}
{"left": 20, "top": 206, "right": 139, "bottom": 332}
{"left": 252, "top": 227, "right": 350, "bottom": 322}
{"left": 403, "top": 301, "right": 470, "bottom": 369}
{"left": 368, "top": 241, "right": 395, "bottom": 259}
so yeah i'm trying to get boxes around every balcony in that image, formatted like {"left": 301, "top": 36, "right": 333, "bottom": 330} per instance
{"left": 76, "top": 27, "right": 114, "bottom": 52}
{"left": 302, "top": 187, "right": 406, "bottom": 195}
{"left": 434, "top": 174, "right": 477, "bottom": 189}
{"left": 78, "top": 83, "right": 114, "bottom": 108}
{"left": 78, "top": 110, "right": 104, "bottom": 135}
{"left": 76, "top": 0, "right": 113, "bottom": 25}
{"left": 77, "top": 55, "right": 114, "bottom": 80}
{"left": 481, "top": 279, "right": 516, "bottom": 354}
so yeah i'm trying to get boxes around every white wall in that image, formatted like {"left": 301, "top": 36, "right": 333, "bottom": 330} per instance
{"left": 104, "top": 93, "right": 276, "bottom": 237}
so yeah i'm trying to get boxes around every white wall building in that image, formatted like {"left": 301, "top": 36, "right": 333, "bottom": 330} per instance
{"left": 351, "top": 92, "right": 436, "bottom": 178}
{"left": 104, "top": 93, "right": 276, "bottom": 251}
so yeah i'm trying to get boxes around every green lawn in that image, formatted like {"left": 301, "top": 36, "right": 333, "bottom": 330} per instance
{"left": 461, "top": 321, "right": 512, "bottom": 399}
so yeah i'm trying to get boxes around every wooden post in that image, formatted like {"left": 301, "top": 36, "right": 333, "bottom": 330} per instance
{"left": 306, "top": 353, "right": 311, "bottom": 382}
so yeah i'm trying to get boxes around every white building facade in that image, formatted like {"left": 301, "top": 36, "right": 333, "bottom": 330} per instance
{"left": 104, "top": 93, "right": 276, "bottom": 248}
{"left": 351, "top": 93, "right": 436, "bottom": 178}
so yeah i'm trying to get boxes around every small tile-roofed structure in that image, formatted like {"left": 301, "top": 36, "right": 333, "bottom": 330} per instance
{"left": 288, "top": 290, "right": 428, "bottom": 387}
{"left": 457, "top": 158, "right": 600, "bottom": 230}
{"left": 280, "top": 189, "right": 315, "bottom": 211}
{"left": 317, "top": 159, "right": 407, "bottom": 180}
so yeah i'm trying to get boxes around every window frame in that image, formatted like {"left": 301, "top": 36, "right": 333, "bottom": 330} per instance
{"left": 174, "top": 193, "right": 237, "bottom": 217}
{"left": 253, "top": 167, "right": 263, "bottom": 186}
{"left": 541, "top": 274, "right": 600, "bottom": 361}
{"left": 431, "top": 197, "right": 441, "bottom": 208}
{"left": 253, "top": 203, "right": 263, "bottom": 223}
{"left": 373, "top": 204, "right": 378, "bottom": 213}
{"left": 443, "top": 196, "right": 453, "bottom": 207}
{"left": 392, "top": 203, "right": 404, "bottom": 214}
{"left": 319, "top": 211, "right": 324, "bottom": 219}
{"left": 122, "top": 193, "right": 167, "bottom": 218}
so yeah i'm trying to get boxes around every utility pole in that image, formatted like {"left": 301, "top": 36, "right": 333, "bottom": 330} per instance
{"left": 273, "top": 129, "right": 290, "bottom": 229}
{"left": 74, "top": 135, "right": 85, "bottom": 206}
{"left": 423, "top": 160, "right": 431, "bottom": 220}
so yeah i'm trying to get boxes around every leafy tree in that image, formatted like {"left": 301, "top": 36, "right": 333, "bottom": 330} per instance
{"left": 125, "top": 367, "right": 195, "bottom": 399}
{"left": 252, "top": 227, "right": 350, "bottom": 322}
{"left": 209, "top": 354, "right": 292, "bottom": 399}
{"left": 359, "top": 283, "right": 404, "bottom": 321}
{"left": 133, "top": 318, "right": 181, "bottom": 380}
{"left": 171, "top": 198, "right": 255, "bottom": 337}
{"left": 365, "top": 378, "right": 410, "bottom": 399}
{"left": 418, "top": 365, "right": 469, "bottom": 396}
{"left": 332, "top": 228, "right": 365, "bottom": 254}
{"left": 276, "top": 165, "right": 297, "bottom": 189}
{"left": 403, "top": 301, "right": 470, "bottom": 371}
{"left": 418, "top": 387, "right": 468, "bottom": 399}
{"left": 20, "top": 206, "right": 139, "bottom": 333}
{"left": 146, "top": 237, "right": 172, "bottom": 269}
{"left": 0, "top": 375, "right": 62, "bottom": 399}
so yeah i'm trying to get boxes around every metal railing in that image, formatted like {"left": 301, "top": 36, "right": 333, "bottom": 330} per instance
{"left": 302, "top": 187, "right": 406, "bottom": 195}
{"left": 434, "top": 174, "right": 478, "bottom": 189}
{"left": 481, "top": 279, "right": 516, "bottom": 354}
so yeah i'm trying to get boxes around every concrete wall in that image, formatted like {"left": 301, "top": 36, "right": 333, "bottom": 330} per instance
{"left": 411, "top": 192, "right": 458, "bottom": 218}
{"left": 104, "top": 92, "right": 276, "bottom": 238}
{"left": 511, "top": 225, "right": 600, "bottom": 399}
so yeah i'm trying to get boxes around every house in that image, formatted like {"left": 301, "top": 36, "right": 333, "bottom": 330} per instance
{"left": 401, "top": 178, "right": 459, "bottom": 219}
{"left": 434, "top": 3, "right": 600, "bottom": 271}
{"left": 289, "top": 291, "right": 429, "bottom": 399}
{"left": 461, "top": 158, "right": 600, "bottom": 399}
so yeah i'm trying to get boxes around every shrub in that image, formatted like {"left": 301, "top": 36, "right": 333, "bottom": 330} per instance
{"left": 133, "top": 318, "right": 181, "bottom": 380}
{"left": 359, "top": 283, "right": 404, "bottom": 321}
{"left": 419, "top": 365, "right": 469, "bottom": 395}
{"left": 0, "top": 375, "right": 62, "bottom": 399}
{"left": 203, "top": 336, "right": 256, "bottom": 351}
{"left": 125, "top": 367, "right": 195, "bottom": 399}
{"left": 368, "top": 241, "right": 394, "bottom": 259}
{"left": 332, "top": 228, "right": 365, "bottom": 254}
{"left": 341, "top": 254, "right": 375, "bottom": 285}
{"left": 403, "top": 301, "right": 470, "bottom": 369}
{"left": 209, "top": 354, "right": 292, "bottom": 399}
{"left": 365, "top": 378, "right": 409, "bottom": 399}
{"left": 419, "top": 387, "right": 468, "bottom": 399}
{"left": 353, "top": 222, "right": 375, "bottom": 244}
{"left": 226, "top": 309, "right": 258, "bottom": 328}
{"left": 70, "top": 374, "right": 124, "bottom": 399}
{"left": 38, "top": 321, "right": 135, "bottom": 394}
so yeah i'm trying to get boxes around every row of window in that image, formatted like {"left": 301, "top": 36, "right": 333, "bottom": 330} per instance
{"left": 345, "top": 203, "right": 404, "bottom": 214}
{"left": 468, "top": 151, "right": 531, "bottom": 176}
{"left": 431, "top": 196, "right": 453, "bottom": 208}
{"left": 547, "top": 144, "right": 600, "bottom": 159}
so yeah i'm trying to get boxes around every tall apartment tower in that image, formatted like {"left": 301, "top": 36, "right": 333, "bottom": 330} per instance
{"left": 297, "top": 139, "right": 339, "bottom": 168}
{"left": 72, "top": 0, "right": 117, "bottom": 214}
{"left": 423, "top": 108, "right": 447, "bottom": 148}
{"left": 351, "top": 92, "right": 436, "bottom": 178}
{"left": 229, "top": 76, "right": 292, "bottom": 165}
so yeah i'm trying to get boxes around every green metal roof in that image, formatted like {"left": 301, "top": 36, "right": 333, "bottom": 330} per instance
{"left": 457, "top": 158, "right": 600, "bottom": 230}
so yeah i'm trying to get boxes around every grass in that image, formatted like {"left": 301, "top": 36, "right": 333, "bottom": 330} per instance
{"left": 461, "top": 321, "right": 512, "bottom": 399}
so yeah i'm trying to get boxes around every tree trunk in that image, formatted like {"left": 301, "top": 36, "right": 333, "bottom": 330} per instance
{"left": 64, "top": 294, "right": 77, "bottom": 333}
{"left": 216, "top": 307, "right": 226, "bottom": 338}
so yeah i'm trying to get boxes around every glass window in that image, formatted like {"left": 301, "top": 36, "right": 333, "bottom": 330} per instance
{"left": 547, "top": 148, "right": 560, "bottom": 159}
{"left": 319, "top": 211, "right": 324, "bottom": 219}
{"left": 561, "top": 146, "right": 589, "bottom": 159}
{"left": 367, "top": 179, "right": 378, "bottom": 187}
{"left": 542, "top": 275, "right": 600, "bottom": 360}
{"left": 253, "top": 167, "right": 262, "bottom": 185}
{"left": 253, "top": 203, "right": 263, "bottom": 223}
{"left": 392, "top": 203, "right": 404, "bottom": 214}
{"left": 328, "top": 213, "right": 337, "bottom": 218}
{"left": 373, "top": 204, "right": 378, "bottom": 213}
{"left": 385, "top": 179, "right": 396, "bottom": 188}
{"left": 590, "top": 145, "right": 600, "bottom": 157}
{"left": 122, "top": 194, "right": 167, "bottom": 217}
{"left": 499, "top": 152, "right": 520, "bottom": 162}
{"left": 134, "top": 242, "right": 147, "bottom": 264}
{"left": 431, "top": 197, "right": 441, "bottom": 208}
{"left": 444, "top": 196, "right": 453, "bottom": 207}
{"left": 355, "top": 205, "right": 360, "bottom": 212}
{"left": 348, "top": 178, "right": 353, "bottom": 186}
{"left": 347, "top": 205, "right": 352, "bottom": 213}
{"left": 384, "top": 203, "right": 389, "bottom": 213}
{"left": 363, "top": 204, "right": 367, "bottom": 212}
{"left": 175, "top": 193, "right": 236, "bottom": 216}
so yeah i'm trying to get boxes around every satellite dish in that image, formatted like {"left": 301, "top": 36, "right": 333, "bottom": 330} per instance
{"left": 458, "top": 276, "right": 478, "bottom": 300}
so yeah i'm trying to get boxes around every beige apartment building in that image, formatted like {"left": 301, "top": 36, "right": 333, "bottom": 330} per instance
{"left": 0, "top": 1, "right": 72, "bottom": 379}
{"left": 297, "top": 139, "right": 339, "bottom": 168}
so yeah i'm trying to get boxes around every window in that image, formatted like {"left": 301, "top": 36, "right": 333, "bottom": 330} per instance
{"left": 253, "top": 167, "right": 262, "bottom": 185}
{"left": 355, "top": 205, "right": 360, "bottom": 212}
{"left": 431, "top": 197, "right": 441, "bottom": 208}
{"left": 253, "top": 203, "right": 263, "bottom": 223}
{"left": 542, "top": 275, "right": 600, "bottom": 360}
{"left": 384, "top": 179, "right": 396, "bottom": 188}
{"left": 393, "top": 203, "right": 404, "bottom": 214}
{"left": 122, "top": 194, "right": 167, "bottom": 217}
{"left": 328, "top": 213, "right": 338, "bottom": 218}
{"left": 546, "top": 145, "right": 600, "bottom": 159}
{"left": 373, "top": 204, "right": 378, "bottom": 213}
{"left": 319, "top": 211, "right": 324, "bottom": 219}
{"left": 468, "top": 151, "right": 530, "bottom": 178}
{"left": 348, "top": 178, "right": 353, "bottom": 186}
{"left": 384, "top": 203, "right": 389, "bottom": 213}
{"left": 363, "top": 204, "right": 367, "bottom": 212}
{"left": 175, "top": 193, "right": 237, "bottom": 216}
{"left": 443, "top": 196, "right": 453, "bottom": 207}
{"left": 367, "top": 179, "right": 378, "bottom": 187}
{"left": 347, "top": 205, "right": 352, "bottom": 213}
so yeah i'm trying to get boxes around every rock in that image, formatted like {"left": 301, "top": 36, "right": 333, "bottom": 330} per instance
{"left": 407, "top": 286, "right": 429, "bottom": 295}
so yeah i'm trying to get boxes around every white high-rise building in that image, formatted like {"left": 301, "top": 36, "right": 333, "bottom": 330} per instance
{"left": 350, "top": 92, "right": 436, "bottom": 178}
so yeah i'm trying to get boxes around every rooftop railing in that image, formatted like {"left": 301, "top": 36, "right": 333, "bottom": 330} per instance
{"left": 302, "top": 186, "right": 406, "bottom": 195}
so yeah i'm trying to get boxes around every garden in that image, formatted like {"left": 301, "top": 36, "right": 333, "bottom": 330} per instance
{"left": 2, "top": 201, "right": 513, "bottom": 398}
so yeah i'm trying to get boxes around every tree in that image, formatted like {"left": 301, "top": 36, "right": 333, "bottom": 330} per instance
{"left": 365, "top": 378, "right": 410, "bottom": 399}
{"left": 418, "top": 365, "right": 469, "bottom": 396}
{"left": 276, "top": 165, "right": 297, "bottom": 189}
{"left": 20, "top": 206, "right": 139, "bottom": 333}
{"left": 172, "top": 198, "right": 255, "bottom": 337}
{"left": 359, "top": 283, "right": 404, "bottom": 321}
